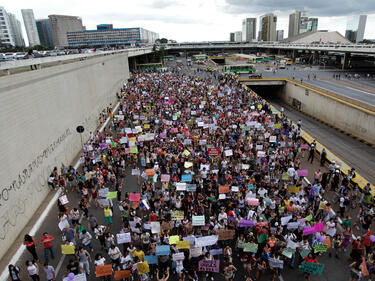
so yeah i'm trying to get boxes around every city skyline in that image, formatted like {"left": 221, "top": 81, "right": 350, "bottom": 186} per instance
{"left": 2, "top": 0, "right": 375, "bottom": 44}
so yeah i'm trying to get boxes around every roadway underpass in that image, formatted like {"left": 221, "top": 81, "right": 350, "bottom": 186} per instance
{"left": 245, "top": 82, "right": 375, "bottom": 186}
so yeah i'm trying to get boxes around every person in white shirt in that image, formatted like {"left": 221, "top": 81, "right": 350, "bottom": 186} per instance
{"left": 108, "top": 245, "right": 122, "bottom": 269}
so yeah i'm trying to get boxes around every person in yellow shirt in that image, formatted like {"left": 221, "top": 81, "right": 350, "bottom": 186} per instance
{"left": 103, "top": 206, "right": 112, "bottom": 230}
{"left": 133, "top": 246, "right": 145, "bottom": 261}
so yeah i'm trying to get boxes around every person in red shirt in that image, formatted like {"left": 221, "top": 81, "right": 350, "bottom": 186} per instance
{"left": 149, "top": 211, "right": 157, "bottom": 222}
{"left": 303, "top": 253, "right": 318, "bottom": 281}
{"left": 40, "top": 232, "right": 55, "bottom": 262}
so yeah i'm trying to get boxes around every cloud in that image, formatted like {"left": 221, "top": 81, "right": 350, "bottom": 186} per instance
{"left": 222, "top": 0, "right": 375, "bottom": 16}
{"left": 150, "top": 0, "right": 181, "bottom": 9}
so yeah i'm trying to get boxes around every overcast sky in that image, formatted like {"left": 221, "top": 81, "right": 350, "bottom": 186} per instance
{"left": 4, "top": 0, "right": 375, "bottom": 44}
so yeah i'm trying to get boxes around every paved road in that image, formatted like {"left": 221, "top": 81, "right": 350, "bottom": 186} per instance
{"left": 239, "top": 63, "right": 375, "bottom": 106}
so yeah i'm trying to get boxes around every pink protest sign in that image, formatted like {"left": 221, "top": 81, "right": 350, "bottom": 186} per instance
{"left": 161, "top": 174, "right": 170, "bottom": 182}
{"left": 198, "top": 260, "right": 220, "bottom": 273}
{"left": 171, "top": 128, "right": 178, "bottom": 133}
{"left": 247, "top": 198, "right": 260, "bottom": 206}
{"left": 125, "top": 147, "right": 130, "bottom": 154}
{"left": 300, "top": 144, "right": 309, "bottom": 149}
{"left": 314, "top": 222, "right": 324, "bottom": 232}
{"left": 303, "top": 227, "right": 315, "bottom": 236}
{"left": 298, "top": 169, "right": 308, "bottom": 177}
{"left": 129, "top": 193, "right": 141, "bottom": 202}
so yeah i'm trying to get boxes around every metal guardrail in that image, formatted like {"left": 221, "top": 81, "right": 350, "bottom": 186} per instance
{"left": 0, "top": 47, "right": 153, "bottom": 71}
{"left": 165, "top": 43, "right": 375, "bottom": 54}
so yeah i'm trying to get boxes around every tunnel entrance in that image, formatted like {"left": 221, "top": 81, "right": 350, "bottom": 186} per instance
{"left": 247, "top": 84, "right": 285, "bottom": 102}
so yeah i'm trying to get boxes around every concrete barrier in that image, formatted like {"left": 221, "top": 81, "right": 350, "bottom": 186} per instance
{"left": 0, "top": 52, "right": 130, "bottom": 258}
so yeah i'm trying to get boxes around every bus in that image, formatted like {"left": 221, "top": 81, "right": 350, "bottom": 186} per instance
{"left": 163, "top": 55, "right": 175, "bottom": 61}
{"left": 224, "top": 64, "right": 255, "bottom": 74}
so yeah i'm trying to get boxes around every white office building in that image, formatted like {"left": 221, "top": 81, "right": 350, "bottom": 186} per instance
{"left": 8, "top": 13, "right": 25, "bottom": 47}
{"left": 21, "top": 9, "right": 40, "bottom": 46}
{"left": 345, "top": 15, "right": 367, "bottom": 43}
{"left": 0, "top": 6, "right": 14, "bottom": 46}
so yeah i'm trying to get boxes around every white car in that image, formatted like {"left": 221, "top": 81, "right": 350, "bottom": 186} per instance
{"left": 13, "top": 52, "right": 27, "bottom": 60}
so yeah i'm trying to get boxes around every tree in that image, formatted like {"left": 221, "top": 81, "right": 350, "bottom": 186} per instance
{"left": 359, "top": 39, "right": 373, "bottom": 44}
{"left": 160, "top": 38, "right": 168, "bottom": 44}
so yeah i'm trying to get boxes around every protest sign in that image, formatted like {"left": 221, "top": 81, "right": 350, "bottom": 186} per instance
{"left": 298, "top": 170, "right": 308, "bottom": 177}
{"left": 137, "top": 261, "right": 150, "bottom": 274}
{"left": 150, "top": 222, "right": 161, "bottom": 234}
{"left": 190, "top": 247, "right": 202, "bottom": 257}
{"left": 314, "top": 222, "right": 324, "bottom": 232}
{"left": 116, "top": 233, "right": 131, "bottom": 244}
{"left": 314, "top": 244, "right": 328, "bottom": 253}
{"left": 184, "top": 161, "right": 193, "bottom": 168}
{"left": 239, "top": 219, "right": 253, "bottom": 227}
{"left": 172, "top": 252, "right": 185, "bottom": 261}
{"left": 172, "top": 210, "right": 184, "bottom": 220}
{"left": 61, "top": 245, "right": 75, "bottom": 255}
{"left": 219, "top": 185, "right": 229, "bottom": 193}
{"left": 176, "top": 183, "right": 187, "bottom": 191}
{"left": 287, "top": 222, "right": 299, "bottom": 230}
{"left": 198, "top": 260, "right": 220, "bottom": 273}
{"left": 156, "top": 245, "right": 170, "bottom": 256}
{"left": 288, "top": 186, "right": 300, "bottom": 193}
{"left": 59, "top": 195, "right": 69, "bottom": 205}
{"left": 231, "top": 186, "right": 239, "bottom": 192}
{"left": 210, "top": 248, "right": 222, "bottom": 256}
{"left": 58, "top": 220, "right": 69, "bottom": 231}
{"left": 187, "top": 184, "right": 197, "bottom": 191}
{"left": 106, "top": 191, "right": 117, "bottom": 199}
{"left": 269, "top": 258, "right": 284, "bottom": 269}
{"left": 305, "top": 214, "right": 313, "bottom": 221}
{"left": 144, "top": 255, "right": 158, "bottom": 265}
{"left": 219, "top": 194, "right": 226, "bottom": 200}
{"left": 300, "top": 249, "right": 310, "bottom": 259}
{"left": 176, "top": 241, "right": 190, "bottom": 249}
{"left": 114, "top": 270, "right": 131, "bottom": 280}
{"left": 131, "top": 169, "right": 140, "bottom": 176}
{"left": 145, "top": 169, "right": 155, "bottom": 176}
{"left": 243, "top": 243, "right": 258, "bottom": 253}
{"left": 63, "top": 273, "right": 87, "bottom": 281}
{"left": 161, "top": 174, "right": 170, "bottom": 182}
{"left": 181, "top": 174, "right": 192, "bottom": 182}
{"left": 282, "top": 172, "right": 289, "bottom": 181}
{"left": 303, "top": 227, "right": 315, "bottom": 236}
{"left": 224, "top": 149, "right": 233, "bottom": 156}
{"left": 287, "top": 240, "right": 299, "bottom": 250}
{"left": 97, "top": 199, "right": 109, "bottom": 207}
{"left": 95, "top": 265, "right": 113, "bottom": 277}
{"left": 299, "top": 262, "right": 325, "bottom": 275}
{"left": 192, "top": 215, "right": 205, "bottom": 226}
{"left": 98, "top": 188, "right": 109, "bottom": 198}
{"left": 129, "top": 193, "right": 140, "bottom": 202}
{"left": 195, "top": 235, "right": 218, "bottom": 247}
{"left": 282, "top": 248, "right": 296, "bottom": 259}
{"left": 169, "top": 235, "right": 180, "bottom": 245}
{"left": 247, "top": 198, "right": 259, "bottom": 206}
{"left": 208, "top": 148, "right": 220, "bottom": 157}
{"left": 130, "top": 147, "right": 138, "bottom": 154}
{"left": 217, "top": 229, "right": 235, "bottom": 241}
{"left": 281, "top": 215, "right": 293, "bottom": 225}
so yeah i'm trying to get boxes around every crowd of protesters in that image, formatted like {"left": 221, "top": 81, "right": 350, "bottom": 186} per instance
{"left": 9, "top": 69, "right": 375, "bottom": 281}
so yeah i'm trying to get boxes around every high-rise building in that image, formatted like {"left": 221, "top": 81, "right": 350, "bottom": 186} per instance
{"left": 0, "top": 6, "right": 14, "bottom": 46}
{"left": 48, "top": 14, "right": 85, "bottom": 47}
{"left": 288, "top": 11, "right": 301, "bottom": 38}
{"left": 289, "top": 11, "right": 318, "bottom": 38}
{"left": 276, "top": 30, "right": 284, "bottom": 41}
{"left": 242, "top": 18, "right": 256, "bottom": 42}
{"left": 36, "top": 19, "right": 53, "bottom": 47}
{"left": 21, "top": 9, "right": 40, "bottom": 46}
{"left": 345, "top": 15, "right": 367, "bottom": 43}
{"left": 234, "top": 31, "right": 242, "bottom": 42}
{"left": 261, "top": 14, "right": 277, "bottom": 41}
{"left": 230, "top": 32, "right": 235, "bottom": 42}
{"left": 7, "top": 12, "right": 25, "bottom": 47}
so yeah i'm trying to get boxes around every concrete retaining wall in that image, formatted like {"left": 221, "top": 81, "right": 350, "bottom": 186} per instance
{"left": 281, "top": 81, "right": 375, "bottom": 144}
{"left": 0, "top": 53, "right": 129, "bottom": 258}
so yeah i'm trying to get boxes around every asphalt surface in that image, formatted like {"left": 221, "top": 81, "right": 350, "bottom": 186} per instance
{"left": 1, "top": 59, "right": 369, "bottom": 281}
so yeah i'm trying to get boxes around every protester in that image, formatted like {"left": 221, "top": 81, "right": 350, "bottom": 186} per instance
{"left": 23, "top": 234, "right": 38, "bottom": 261}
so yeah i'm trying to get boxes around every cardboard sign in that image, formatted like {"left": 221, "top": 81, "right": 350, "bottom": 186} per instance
{"left": 198, "top": 260, "right": 220, "bottom": 273}
{"left": 314, "top": 244, "right": 328, "bottom": 253}
{"left": 184, "top": 162, "right": 193, "bottom": 168}
{"left": 107, "top": 191, "right": 117, "bottom": 199}
{"left": 181, "top": 174, "right": 192, "bottom": 182}
{"left": 172, "top": 252, "right": 185, "bottom": 261}
{"left": 282, "top": 172, "right": 289, "bottom": 181}
{"left": 145, "top": 169, "right": 155, "bottom": 176}
{"left": 150, "top": 222, "right": 161, "bottom": 234}
{"left": 190, "top": 247, "right": 202, "bottom": 257}
{"left": 217, "top": 229, "right": 235, "bottom": 241}
{"left": 61, "top": 245, "right": 75, "bottom": 255}
{"left": 172, "top": 210, "right": 184, "bottom": 220}
{"left": 129, "top": 193, "right": 141, "bottom": 202}
{"left": 114, "top": 270, "right": 131, "bottom": 280}
{"left": 98, "top": 188, "right": 109, "bottom": 198}
{"left": 209, "top": 248, "right": 222, "bottom": 256}
{"left": 243, "top": 243, "right": 258, "bottom": 253}
{"left": 297, "top": 169, "right": 308, "bottom": 177}
{"left": 176, "top": 182, "right": 187, "bottom": 191}
{"left": 208, "top": 148, "right": 220, "bottom": 157}
{"left": 299, "top": 262, "right": 325, "bottom": 275}
{"left": 300, "top": 249, "right": 310, "bottom": 259}
{"left": 137, "top": 261, "right": 150, "bottom": 274}
{"left": 269, "top": 258, "right": 284, "bottom": 269}
{"left": 59, "top": 195, "right": 69, "bottom": 205}
{"left": 95, "top": 265, "right": 113, "bottom": 277}
{"left": 116, "top": 233, "right": 131, "bottom": 244}
{"left": 219, "top": 185, "right": 229, "bottom": 194}
{"left": 224, "top": 149, "right": 233, "bottom": 156}
{"left": 247, "top": 198, "right": 259, "bottom": 206}
{"left": 176, "top": 240, "right": 191, "bottom": 249}
{"left": 192, "top": 215, "right": 205, "bottom": 226}
{"left": 187, "top": 184, "right": 197, "bottom": 191}
{"left": 169, "top": 235, "right": 180, "bottom": 245}
{"left": 156, "top": 245, "right": 170, "bottom": 256}
{"left": 144, "top": 255, "right": 158, "bottom": 265}
{"left": 161, "top": 174, "right": 170, "bottom": 182}
{"left": 130, "top": 147, "right": 138, "bottom": 154}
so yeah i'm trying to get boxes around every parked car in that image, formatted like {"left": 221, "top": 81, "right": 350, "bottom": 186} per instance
{"left": 13, "top": 52, "right": 27, "bottom": 60}
{"left": 56, "top": 50, "right": 66, "bottom": 56}
{"left": 248, "top": 74, "right": 262, "bottom": 79}
{"left": 4, "top": 53, "right": 15, "bottom": 60}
